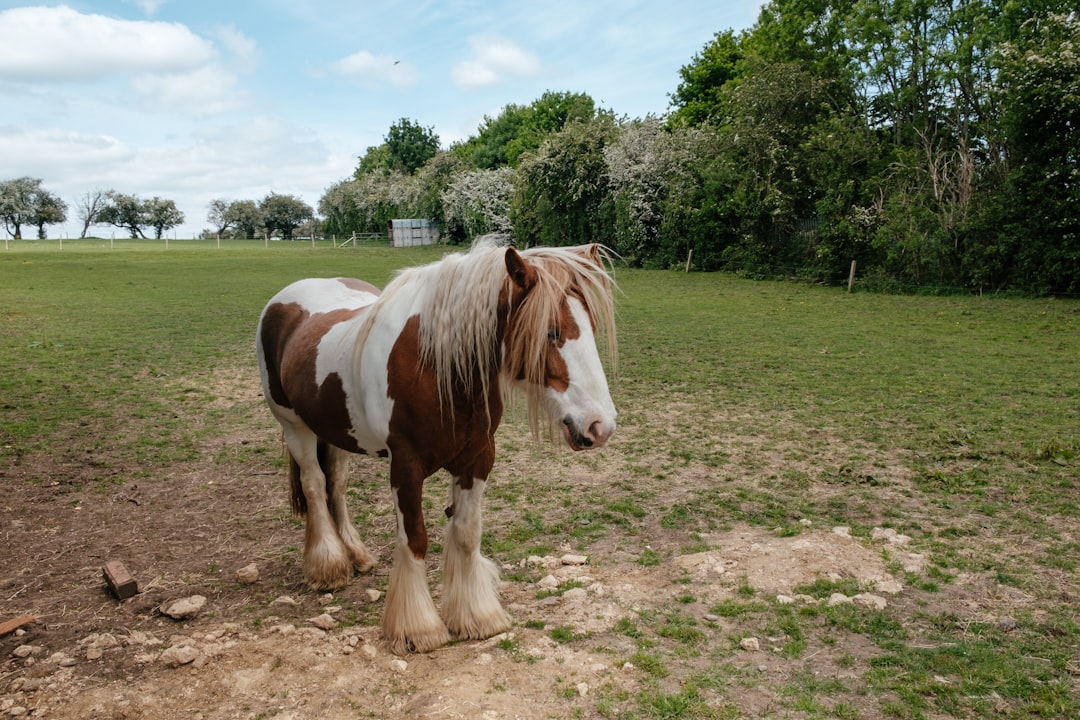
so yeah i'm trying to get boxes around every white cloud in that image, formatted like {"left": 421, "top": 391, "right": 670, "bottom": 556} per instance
{"left": 0, "top": 6, "right": 216, "bottom": 81}
{"left": 132, "top": 65, "right": 249, "bottom": 116}
{"left": 0, "top": 126, "right": 135, "bottom": 183}
{"left": 330, "top": 51, "right": 418, "bottom": 88}
{"left": 130, "top": 0, "right": 166, "bottom": 16}
{"left": 210, "top": 25, "right": 260, "bottom": 74}
{"left": 451, "top": 35, "right": 541, "bottom": 89}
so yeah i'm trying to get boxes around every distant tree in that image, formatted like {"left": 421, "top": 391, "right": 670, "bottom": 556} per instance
{"left": 453, "top": 91, "right": 597, "bottom": 169}
{"left": 229, "top": 200, "right": 262, "bottom": 238}
{"left": 354, "top": 143, "right": 393, "bottom": 178}
{"left": 96, "top": 192, "right": 148, "bottom": 238}
{"left": 260, "top": 193, "right": 312, "bottom": 240}
{"left": 0, "top": 177, "right": 66, "bottom": 239}
{"left": 441, "top": 167, "right": 516, "bottom": 241}
{"left": 384, "top": 118, "right": 440, "bottom": 175}
{"left": 32, "top": 192, "right": 67, "bottom": 239}
{"left": 207, "top": 199, "right": 233, "bottom": 236}
{"left": 144, "top": 197, "right": 184, "bottom": 239}
{"left": 511, "top": 113, "right": 618, "bottom": 247}
{"left": 668, "top": 30, "right": 746, "bottom": 127}
{"left": 411, "top": 151, "right": 467, "bottom": 231}
{"left": 208, "top": 198, "right": 264, "bottom": 238}
{"left": 76, "top": 190, "right": 109, "bottom": 237}
{"left": 979, "top": 11, "right": 1080, "bottom": 292}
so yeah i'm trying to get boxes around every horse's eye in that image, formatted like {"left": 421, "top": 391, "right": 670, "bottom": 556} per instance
{"left": 547, "top": 327, "right": 561, "bottom": 342}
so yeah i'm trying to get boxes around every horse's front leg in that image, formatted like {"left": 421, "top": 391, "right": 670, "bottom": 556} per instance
{"left": 442, "top": 474, "right": 512, "bottom": 641}
{"left": 382, "top": 457, "right": 450, "bottom": 654}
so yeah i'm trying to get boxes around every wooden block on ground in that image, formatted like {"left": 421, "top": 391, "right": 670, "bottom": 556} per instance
{"left": 0, "top": 615, "right": 36, "bottom": 636}
{"left": 103, "top": 560, "right": 139, "bottom": 599}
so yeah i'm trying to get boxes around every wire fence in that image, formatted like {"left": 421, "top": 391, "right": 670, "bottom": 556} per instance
{"left": 5, "top": 234, "right": 1075, "bottom": 298}
{"left": 1, "top": 234, "right": 391, "bottom": 252}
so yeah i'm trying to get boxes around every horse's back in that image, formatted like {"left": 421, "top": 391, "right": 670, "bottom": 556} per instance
{"left": 257, "top": 277, "right": 388, "bottom": 453}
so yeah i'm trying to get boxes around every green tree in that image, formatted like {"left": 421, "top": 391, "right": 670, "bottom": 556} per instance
{"left": 229, "top": 200, "right": 262, "bottom": 239}
{"left": 511, "top": 113, "right": 617, "bottom": 247}
{"left": 144, "top": 197, "right": 185, "bottom": 239}
{"left": 384, "top": 118, "right": 440, "bottom": 175}
{"left": 977, "top": 11, "right": 1080, "bottom": 292}
{"left": 668, "top": 30, "right": 746, "bottom": 127}
{"left": 0, "top": 177, "right": 67, "bottom": 239}
{"left": 207, "top": 198, "right": 263, "bottom": 238}
{"left": 454, "top": 91, "right": 597, "bottom": 169}
{"left": 96, "top": 192, "right": 148, "bottom": 238}
{"left": 260, "top": 193, "right": 313, "bottom": 240}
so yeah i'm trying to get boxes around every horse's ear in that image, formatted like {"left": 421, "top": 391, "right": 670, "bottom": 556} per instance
{"left": 570, "top": 243, "right": 604, "bottom": 266}
{"left": 505, "top": 247, "right": 536, "bottom": 291}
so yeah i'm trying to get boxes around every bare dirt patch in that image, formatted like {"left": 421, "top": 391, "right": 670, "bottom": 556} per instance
{"left": 0, "top": 368, "right": 979, "bottom": 719}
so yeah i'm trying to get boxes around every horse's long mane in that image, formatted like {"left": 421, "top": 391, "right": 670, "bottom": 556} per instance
{"left": 500, "top": 245, "right": 617, "bottom": 438}
{"left": 370, "top": 238, "right": 616, "bottom": 433}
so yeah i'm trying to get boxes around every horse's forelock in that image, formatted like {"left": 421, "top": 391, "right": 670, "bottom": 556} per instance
{"left": 503, "top": 246, "right": 618, "bottom": 437}
{"left": 374, "top": 243, "right": 616, "bottom": 429}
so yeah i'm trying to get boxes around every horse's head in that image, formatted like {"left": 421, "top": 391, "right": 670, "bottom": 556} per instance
{"left": 502, "top": 245, "right": 617, "bottom": 451}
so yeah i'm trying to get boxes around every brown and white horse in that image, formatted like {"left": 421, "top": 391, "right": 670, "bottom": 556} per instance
{"left": 256, "top": 240, "right": 617, "bottom": 653}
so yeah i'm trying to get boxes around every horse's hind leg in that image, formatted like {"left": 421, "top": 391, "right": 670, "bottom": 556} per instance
{"left": 284, "top": 427, "right": 353, "bottom": 590}
{"left": 442, "top": 475, "right": 511, "bottom": 641}
{"left": 324, "top": 445, "right": 376, "bottom": 573}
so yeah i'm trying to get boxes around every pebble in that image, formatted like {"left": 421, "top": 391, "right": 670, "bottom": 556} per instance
{"left": 309, "top": 614, "right": 338, "bottom": 631}
{"left": 361, "top": 644, "right": 378, "bottom": 659}
{"left": 561, "top": 554, "right": 588, "bottom": 566}
{"left": 236, "top": 563, "right": 259, "bottom": 584}
{"left": 853, "top": 593, "right": 888, "bottom": 611}
{"left": 537, "top": 574, "right": 559, "bottom": 589}
{"left": 273, "top": 595, "right": 299, "bottom": 607}
{"left": 365, "top": 588, "right": 382, "bottom": 602}
{"left": 871, "top": 527, "right": 911, "bottom": 546}
{"left": 392, "top": 659, "right": 408, "bottom": 673}
{"left": 827, "top": 593, "right": 854, "bottom": 607}
{"left": 160, "top": 645, "right": 199, "bottom": 667}
{"left": 160, "top": 595, "right": 207, "bottom": 620}
{"left": 775, "top": 594, "right": 795, "bottom": 605}
{"left": 740, "top": 637, "right": 760, "bottom": 651}
{"left": 875, "top": 580, "right": 904, "bottom": 595}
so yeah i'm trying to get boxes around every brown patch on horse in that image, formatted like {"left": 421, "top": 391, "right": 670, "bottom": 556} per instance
{"left": 273, "top": 307, "right": 366, "bottom": 454}
{"left": 259, "top": 301, "right": 307, "bottom": 410}
{"left": 386, "top": 314, "right": 501, "bottom": 558}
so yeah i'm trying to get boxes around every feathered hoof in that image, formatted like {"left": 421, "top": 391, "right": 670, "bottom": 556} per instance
{"left": 347, "top": 545, "right": 377, "bottom": 574}
{"left": 303, "top": 548, "right": 353, "bottom": 591}
{"left": 384, "top": 622, "right": 451, "bottom": 655}
{"left": 446, "top": 606, "right": 512, "bottom": 642}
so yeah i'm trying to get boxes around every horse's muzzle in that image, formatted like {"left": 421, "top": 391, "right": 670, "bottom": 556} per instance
{"left": 562, "top": 415, "right": 614, "bottom": 451}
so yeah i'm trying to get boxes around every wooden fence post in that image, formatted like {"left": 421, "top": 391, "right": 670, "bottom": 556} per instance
{"left": 848, "top": 260, "right": 857, "bottom": 293}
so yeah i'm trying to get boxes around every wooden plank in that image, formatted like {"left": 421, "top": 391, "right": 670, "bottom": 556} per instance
{"left": 0, "top": 615, "right": 36, "bottom": 636}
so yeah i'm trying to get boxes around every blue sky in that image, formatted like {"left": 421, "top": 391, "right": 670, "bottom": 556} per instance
{"left": 0, "top": 1, "right": 764, "bottom": 238}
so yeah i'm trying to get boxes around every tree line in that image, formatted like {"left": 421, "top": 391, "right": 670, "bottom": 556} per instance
{"left": 319, "top": 2, "right": 1078, "bottom": 294}
{"left": 0, "top": 182, "right": 189, "bottom": 241}
{"left": 6, "top": 1, "right": 1076, "bottom": 293}
{"left": 0, "top": 179, "right": 316, "bottom": 242}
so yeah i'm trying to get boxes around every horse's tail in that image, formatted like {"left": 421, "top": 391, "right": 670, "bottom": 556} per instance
{"left": 287, "top": 440, "right": 333, "bottom": 517}
{"left": 288, "top": 451, "right": 306, "bottom": 516}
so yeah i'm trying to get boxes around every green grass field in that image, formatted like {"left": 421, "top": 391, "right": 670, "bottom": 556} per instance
{"left": 1, "top": 239, "right": 1077, "bottom": 718}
